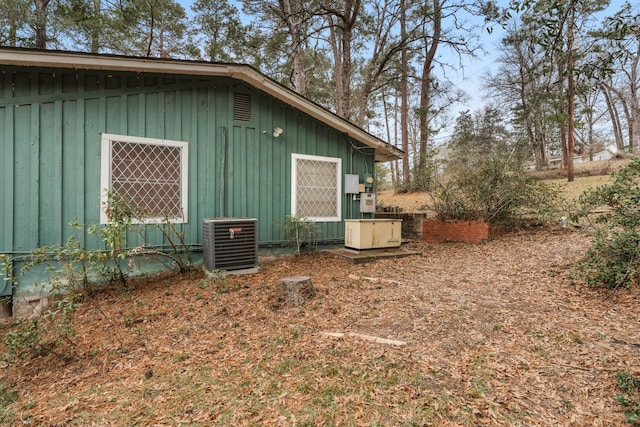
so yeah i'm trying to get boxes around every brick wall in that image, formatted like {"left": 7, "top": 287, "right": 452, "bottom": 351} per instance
{"left": 374, "top": 214, "right": 500, "bottom": 244}
{"left": 422, "top": 220, "right": 490, "bottom": 243}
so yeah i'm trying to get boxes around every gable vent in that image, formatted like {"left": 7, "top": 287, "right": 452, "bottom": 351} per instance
{"left": 203, "top": 218, "right": 258, "bottom": 271}
{"left": 233, "top": 92, "right": 252, "bottom": 121}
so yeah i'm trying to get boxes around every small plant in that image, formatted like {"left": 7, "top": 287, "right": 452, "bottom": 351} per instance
{"left": 95, "top": 192, "right": 194, "bottom": 275}
{"left": 3, "top": 293, "right": 80, "bottom": 363}
{"left": 153, "top": 214, "right": 194, "bottom": 273}
{"left": 174, "top": 352, "right": 190, "bottom": 362}
{"left": 88, "top": 191, "right": 143, "bottom": 289}
{"left": 0, "top": 254, "right": 14, "bottom": 295}
{"left": 615, "top": 371, "right": 640, "bottom": 424}
{"left": 19, "top": 191, "right": 196, "bottom": 306}
{"left": 4, "top": 320, "right": 44, "bottom": 361}
{"left": 0, "top": 382, "right": 17, "bottom": 408}
{"left": 0, "top": 382, "right": 17, "bottom": 424}
{"left": 23, "top": 219, "right": 104, "bottom": 296}
{"left": 201, "top": 269, "right": 226, "bottom": 287}
{"left": 4, "top": 247, "right": 82, "bottom": 363}
{"left": 197, "top": 278, "right": 212, "bottom": 289}
{"left": 283, "top": 215, "right": 319, "bottom": 255}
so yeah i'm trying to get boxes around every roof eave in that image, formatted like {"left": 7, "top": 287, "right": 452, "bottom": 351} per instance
{"left": 0, "top": 48, "right": 404, "bottom": 162}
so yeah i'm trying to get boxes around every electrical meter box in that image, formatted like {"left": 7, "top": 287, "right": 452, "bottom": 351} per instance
{"left": 364, "top": 173, "right": 374, "bottom": 189}
{"left": 360, "top": 192, "right": 376, "bottom": 213}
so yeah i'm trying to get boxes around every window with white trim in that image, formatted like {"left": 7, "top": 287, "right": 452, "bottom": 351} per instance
{"left": 291, "top": 153, "right": 342, "bottom": 222}
{"left": 100, "top": 134, "right": 188, "bottom": 224}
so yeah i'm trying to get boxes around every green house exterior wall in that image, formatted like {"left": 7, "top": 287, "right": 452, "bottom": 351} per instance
{"left": 0, "top": 66, "right": 375, "bottom": 295}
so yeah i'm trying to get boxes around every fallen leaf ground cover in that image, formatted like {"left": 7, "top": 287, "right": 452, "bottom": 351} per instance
{"left": 1, "top": 228, "right": 639, "bottom": 426}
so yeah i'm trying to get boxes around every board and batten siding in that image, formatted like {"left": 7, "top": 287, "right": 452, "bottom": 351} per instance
{"left": 0, "top": 67, "right": 374, "bottom": 260}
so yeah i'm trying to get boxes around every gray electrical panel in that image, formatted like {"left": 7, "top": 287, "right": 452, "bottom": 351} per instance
{"left": 345, "top": 174, "right": 360, "bottom": 194}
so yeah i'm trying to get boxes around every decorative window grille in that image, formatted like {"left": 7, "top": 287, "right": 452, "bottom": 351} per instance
{"left": 291, "top": 153, "right": 342, "bottom": 222}
{"left": 233, "top": 92, "right": 252, "bottom": 122}
{"left": 100, "top": 134, "right": 188, "bottom": 224}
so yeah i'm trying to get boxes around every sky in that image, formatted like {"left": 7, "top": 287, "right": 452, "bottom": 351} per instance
{"left": 437, "top": 0, "right": 630, "bottom": 129}
{"left": 176, "top": 0, "right": 630, "bottom": 140}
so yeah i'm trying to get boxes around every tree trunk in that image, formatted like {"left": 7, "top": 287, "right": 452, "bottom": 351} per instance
{"left": 324, "top": 0, "right": 361, "bottom": 121}
{"left": 566, "top": 0, "right": 575, "bottom": 182}
{"left": 417, "top": 0, "right": 441, "bottom": 189}
{"left": 400, "top": 0, "right": 410, "bottom": 188}
{"left": 33, "top": 0, "right": 50, "bottom": 48}
{"left": 145, "top": 0, "right": 156, "bottom": 57}
{"left": 630, "top": 50, "right": 640, "bottom": 153}
{"left": 91, "top": 0, "right": 101, "bottom": 52}
{"left": 600, "top": 83, "right": 625, "bottom": 150}
{"left": 282, "top": 0, "right": 309, "bottom": 97}
{"left": 535, "top": 115, "right": 548, "bottom": 166}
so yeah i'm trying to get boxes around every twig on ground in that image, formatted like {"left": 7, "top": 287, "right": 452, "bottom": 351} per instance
{"left": 320, "top": 331, "right": 407, "bottom": 346}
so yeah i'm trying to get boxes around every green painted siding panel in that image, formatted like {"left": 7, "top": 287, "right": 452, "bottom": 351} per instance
{"left": 83, "top": 97, "right": 103, "bottom": 250}
{"left": 61, "top": 100, "right": 84, "bottom": 244}
{"left": 0, "top": 105, "right": 14, "bottom": 251}
{"left": 39, "top": 101, "right": 63, "bottom": 245}
{"left": 1, "top": 66, "right": 376, "bottom": 268}
{"left": 13, "top": 104, "right": 35, "bottom": 251}
{"left": 145, "top": 92, "right": 159, "bottom": 138}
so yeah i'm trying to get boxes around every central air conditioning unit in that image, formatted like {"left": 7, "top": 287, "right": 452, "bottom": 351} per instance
{"left": 203, "top": 218, "right": 258, "bottom": 271}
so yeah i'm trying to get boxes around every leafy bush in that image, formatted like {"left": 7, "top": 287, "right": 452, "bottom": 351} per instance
{"left": 572, "top": 157, "right": 640, "bottom": 288}
{"left": 431, "top": 107, "right": 560, "bottom": 224}
{"left": 4, "top": 320, "right": 44, "bottom": 361}
{"left": 3, "top": 291, "right": 82, "bottom": 363}
{"left": 283, "top": 215, "right": 319, "bottom": 255}
{"left": 431, "top": 160, "right": 559, "bottom": 223}
{"left": 23, "top": 191, "right": 195, "bottom": 296}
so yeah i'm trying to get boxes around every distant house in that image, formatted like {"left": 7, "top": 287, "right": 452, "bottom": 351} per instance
{"left": 0, "top": 48, "right": 402, "bottom": 316}
{"left": 575, "top": 144, "right": 619, "bottom": 163}
{"left": 545, "top": 144, "right": 619, "bottom": 168}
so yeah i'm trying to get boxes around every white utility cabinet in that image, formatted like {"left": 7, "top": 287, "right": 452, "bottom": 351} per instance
{"left": 344, "top": 219, "right": 402, "bottom": 250}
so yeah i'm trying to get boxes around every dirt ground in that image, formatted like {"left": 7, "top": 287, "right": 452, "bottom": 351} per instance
{"left": 377, "top": 189, "right": 432, "bottom": 212}
{"left": 1, "top": 227, "right": 640, "bottom": 426}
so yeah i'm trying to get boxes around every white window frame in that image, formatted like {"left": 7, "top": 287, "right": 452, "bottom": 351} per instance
{"left": 100, "top": 133, "right": 189, "bottom": 224}
{"left": 291, "top": 153, "right": 342, "bottom": 222}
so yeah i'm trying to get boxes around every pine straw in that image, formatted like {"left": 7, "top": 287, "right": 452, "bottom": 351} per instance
{"left": 1, "top": 230, "right": 640, "bottom": 426}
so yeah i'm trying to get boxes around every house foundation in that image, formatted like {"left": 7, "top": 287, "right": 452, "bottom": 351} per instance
{"left": 11, "top": 294, "right": 51, "bottom": 319}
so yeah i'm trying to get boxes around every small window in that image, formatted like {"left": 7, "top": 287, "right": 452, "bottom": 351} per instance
{"left": 291, "top": 153, "right": 342, "bottom": 222}
{"left": 100, "top": 134, "right": 188, "bottom": 223}
{"left": 233, "top": 92, "right": 252, "bottom": 121}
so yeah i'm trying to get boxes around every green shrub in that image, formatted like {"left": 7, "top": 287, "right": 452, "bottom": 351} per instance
{"left": 4, "top": 320, "right": 44, "bottom": 361}
{"left": 572, "top": 157, "right": 640, "bottom": 288}
{"left": 0, "top": 382, "right": 17, "bottom": 424}
{"left": 3, "top": 293, "right": 80, "bottom": 363}
{"left": 432, "top": 158, "right": 559, "bottom": 223}
{"left": 283, "top": 215, "right": 319, "bottom": 255}
{"left": 431, "top": 107, "right": 560, "bottom": 224}
{"left": 615, "top": 371, "right": 640, "bottom": 424}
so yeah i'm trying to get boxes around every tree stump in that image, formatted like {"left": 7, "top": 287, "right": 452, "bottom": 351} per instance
{"left": 279, "top": 276, "right": 315, "bottom": 307}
